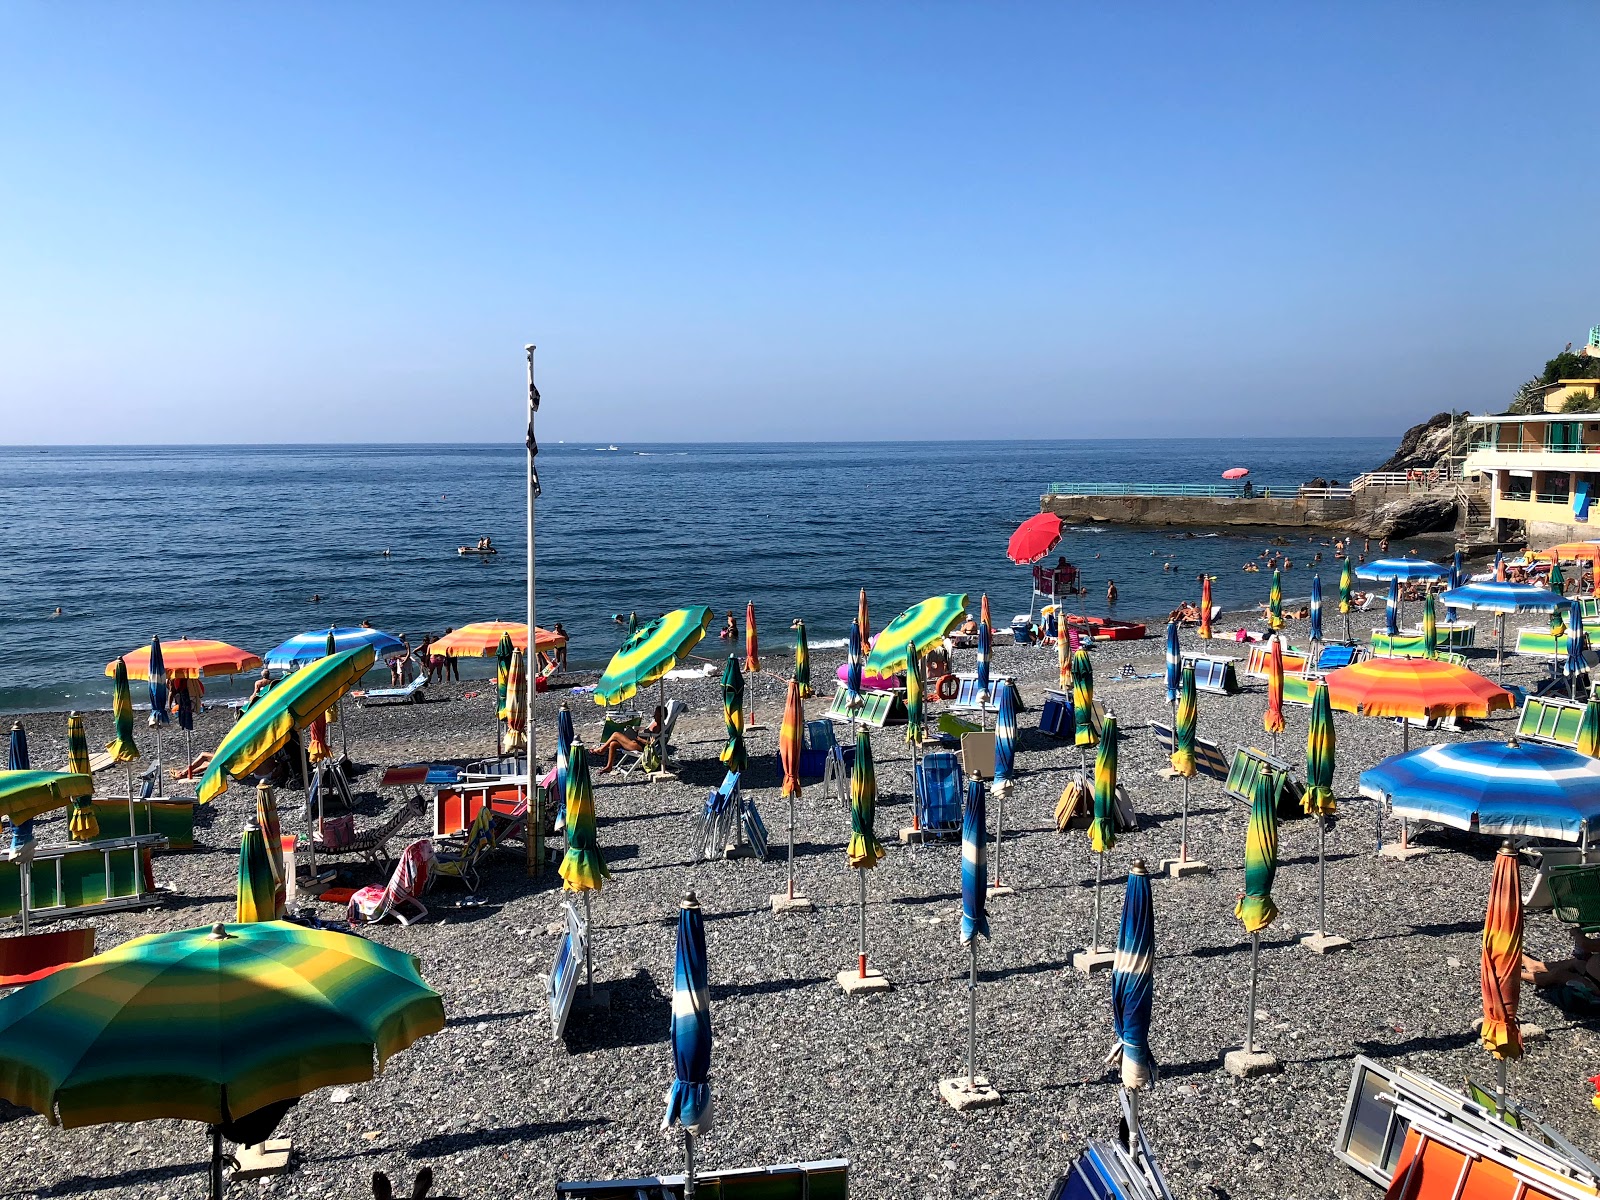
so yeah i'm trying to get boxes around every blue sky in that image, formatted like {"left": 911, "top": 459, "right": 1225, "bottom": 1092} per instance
{"left": 2, "top": 3, "right": 1594, "bottom": 444}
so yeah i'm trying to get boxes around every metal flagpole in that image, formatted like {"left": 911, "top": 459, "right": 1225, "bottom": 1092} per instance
{"left": 525, "top": 344, "right": 542, "bottom": 877}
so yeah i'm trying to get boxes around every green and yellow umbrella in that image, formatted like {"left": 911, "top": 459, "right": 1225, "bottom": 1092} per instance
{"left": 1579, "top": 698, "right": 1600, "bottom": 758}
{"left": 1422, "top": 591, "right": 1438, "bottom": 659}
{"left": 1072, "top": 648, "right": 1097, "bottom": 748}
{"left": 1304, "top": 680, "right": 1336, "bottom": 817}
{"left": 495, "top": 631, "right": 514, "bottom": 720}
{"left": 0, "top": 920, "right": 444, "bottom": 1129}
{"left": 1171, "top": 663, "right": 1196, "bottom": 778}
{"left": 106, "top": 658, "right": 139, "bottom": 764}
{"left": 501, "top": 649, "right": 528, "bottom": 755}
{"left": 792, "top": 618, "right": 812, "bottom": 697}
{"left": 904, "top": 642, "right": 925, "bottom": 745}
{"left": 0, "top": 770, "right": 93, "bottom": 828}
{"left": 236, "top": 819, "right": 280, "bottom": 923}
{"left": 719, "top": 655, "right": 746, "bottom": 774}
{"left": 847, "top": 729, "right": 883, "bottom": 868}
{"left": 1552, "top": 602, "right": 1567, "bottom": 639}
{"left": 1090, "top": 711, "right": 1118, "bottom": 853}
{"left": 197, "top": 646, "right": 377, "bottom": 804}
{"left": 593, "top": 606, "right": 713, "bottom": 706}
{"left": 65, "top": 712, "right": 98, "bottom": 842}
{"left": 1268, "top": 568, "right": 1283, "bottom": 631}
{"left": 1236, "top": 772, "right": 1279, "bottom": 933}
{"left": 863, "top": 593, "right": 968, "bottom": 677}
{"left": 1339, "top": 558, "right": 1353, "bottom": 614}
{"left": 559, "top": 741, "right": 610, "bottom": 892}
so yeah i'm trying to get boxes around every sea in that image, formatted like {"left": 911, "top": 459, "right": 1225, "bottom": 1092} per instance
{"left": 0, "top": 438, "right": 1405, "bottom": 713}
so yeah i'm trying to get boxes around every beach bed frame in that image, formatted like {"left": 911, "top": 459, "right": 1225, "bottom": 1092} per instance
{"left": 359, "top": 675, "right": 429, "bottom": 706}
{"left": 1181, "top": 654, "right": 1240, "bottom": 696}
{"left": 1148, "top": 721, "right": 1229, "bottom": 780}
{"left": 824, "top": 682, "right": 904, "bottom": 729}
{"left": 1518, "top": 695, "right": 1587, "bottom": 751}
{"left": 1225, "top": 746, "right": 1305, "bottom": 819}
{"left": 0, "top": 834, "right": 167, "bottom": 924}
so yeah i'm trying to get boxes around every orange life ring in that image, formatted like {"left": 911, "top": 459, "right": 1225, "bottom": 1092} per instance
{"left": 934, "top": 674, "right": 958, "bottom": 701}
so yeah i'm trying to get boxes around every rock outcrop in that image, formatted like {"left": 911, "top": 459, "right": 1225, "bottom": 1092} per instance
{"left": 1344, "top": 494, "right": 1458, "bottom": 539}
{"left": 1373, "top": 413, "right": 1458, "bottom": 474}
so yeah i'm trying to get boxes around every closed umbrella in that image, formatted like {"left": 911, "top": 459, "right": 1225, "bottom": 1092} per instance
{"left": 904, "top": 643, "right": 925, "bottom": 748}
{"left": 1447, "top": 550, "right": 1464, "bottom": 622}
{"left": 1087, "top": 711, "right": 1118, "bottom": 958}
{"left": 235, "top": 818, "right": 279, "bottom": 923}
{"left": 1172, "top": 663, "right": 1197, "bottom": 865}
{"left": 1579, "top": 698, "right": 1600, "bottom": 758}
{"left": 256, "top": 782, "right": 285, "bottom": 917}
{"left": 858, "top": 588, "right": 872, "bottom": 647}
{"left": 1422, "top": 591, "right": 1438, "bottom": 659}
{"left": 1552, "top": 601, "right": 1567, "bottom": 641}
{"left": 1268, "top": 569, "right": 1283, "bottom": 631}
{"left": 1110, "top": 860, "right": 1156, "bottom": 1096}
{"left": 1236, "top": 770, "right": 1279, "bottom": 1056}
{"left": 1305, "top": 681, "right": 1339, "bottom": 944}
{"left": 7, "top": 724, "right": 38, "bottom": 935}
{"left": 778, "top": 680, "right": 805, "bottom": 904}
{"left": 1057, "top": 607, "right": 1071, "bottom": 688}
{"left": 1309, "top": 575, "right": 1323, "bottom": 645}
{"left": 744, "top": 601, "right": 761, "bottom": 729}
{"left": 1385, "top": 578, "right": 1399, "bottom": 637}
{"left": 146, "top": 637, "right": 169, "bottom": 798}
{"left": 1072, "top": 648, "right": 1097, "bottom": 754}
{"left": 1496, "top": 549, "right": 1505, "bottom": 582}
{"left": 1199, "top": 575, "right": 1213, "bottom": 641}
{"left": 502, "top": 650, "right": 527, "bottom": 754}
{"left": 1569, "top": 599, "right": 1586, "bottom": 693}
{"left": 106, "top": 658, "right": 140, "bottom": 834}
{"left": 847, "top": 729, "right": 883, "bottom": 983}
{"left": 1164, "top": 620, "right": 1181, "bottom": 711}
{"left": 990, "top": 681, "right": 1017, "bottom": 894}
{"left": 792, "top": 619, "right": 812, "bottom": 698}
{"left": 1552, "top": 561, "right": 1567, "bottom": 597}
{"left": 845, "top": 619, "right": 864, "bottom": 714}
{"left": 555, "top": 703, "right": 575, "bottom": 822}
{"left": 719, "top": 656, "right": 746, "bottom": 776}
{"left": 663, "top": 890, "right": 713, "bottom": 1197}
{"left": 65, "top": 712, "right": 98, "bottom": 842}
{"left": 560, "top": 740, "right": 610, "bottom": 1001}
{"left": 958, "top": 777, "right": 989, "bottom": 1093}
{"left": 174, "top": 680, "right": 194, "bottom": 789}
{"left": 1264, "top": 636, "right": 1285, "bottom": 755}
{"left": 1481, "top": 843, "right": 1524, "bottom": 1099}
{"left": 495, "top": 631, "right": 513, "bottom": 734}
{"left": 976, "top": 604, "right": 992, "bottom": 705}
{"left": 1339, "top": 558, "right": 1354, "bottom": 641}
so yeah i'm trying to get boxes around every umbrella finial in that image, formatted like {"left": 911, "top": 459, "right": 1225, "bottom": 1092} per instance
{"left": 208, "top": 923, "right": 235, "bottom": 941}
{"left": 681, "top": 889, "right": 699, "bottom": 910}
{"left": 1130, "top": 858, "right": 1148, "bottom": 876}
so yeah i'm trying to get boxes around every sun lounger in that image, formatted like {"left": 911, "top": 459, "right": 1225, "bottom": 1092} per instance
{"left": 1518, "top": 695, "right": 1586, "bottom": 750}
{"left": 1149, "top": 721, "right": 1228, "bottom": 780}
{"left": 431, "top": 806, "right": 495, "bottom": 892}
{"left": 1225, "top": 746, "right": 1305, "bottom": 819}
{"left": 1244, "top": 643, "right": 1309, "bottom": 679}
{"left": 348, "top": 838, "right": 432, "bottom": 926}
{"left": 824, "top": 683, "right": 903, "bottom": 728}
{"left": 950, "top": 673, "right": 1018, "bottom": 715}
{"left": 1522, "top": 844, "right": 1586, "bottom": 909}
{"left": 1315, "top": 644, "right": 1364, "bottom": 671}
{"left": 913, "top": 751, "right": 963, "bottom": 836}
{"left": 1547, "top": 863, "right": 1600, "bottom": 933}
{"left": 315, "top": 792, "right": 426, "bottom": 866}
{"left": 359, "top": 675, "right": 429, "bottom": 706}
{"left": 616, "top": 699, "right": 685, "bottom": 778}
{"left": 695, "top": 771, "right": 741, "bottom": 860}
{"left": 1181, "top": 654, "right": 1240, "bottom": 695}
{"left": 800, "top": 719, "right": 853, "bottom": 778}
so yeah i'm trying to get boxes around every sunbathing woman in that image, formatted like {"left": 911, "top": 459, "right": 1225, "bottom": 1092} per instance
{"left": 591, "top": 706, "right": 666, "bottom": 775}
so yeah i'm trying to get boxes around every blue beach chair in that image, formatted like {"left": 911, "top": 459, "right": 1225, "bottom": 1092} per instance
{"left": 913, "top": 751, "right": 964, "bottom": 837}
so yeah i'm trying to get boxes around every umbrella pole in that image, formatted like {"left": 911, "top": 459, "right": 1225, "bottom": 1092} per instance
{"left": 155, "top": 730, "right": 163, "bottom": 797}
{"left": 786, "top": 790, "right": 796, "bottom": 899}
{"left": 584, "top": 890, "right": 595, "bottom": 1001}
{"left": 300, "top": 738, "right": 318, "bottom": 882}
{"left": 17, "top": 856, "right": 29, "bottom": 937}
{"left": 1498, "top": 1057, "right": 1509, "bottom": 1105}
{"left": 1317, "top": 816, "right": 1328, "bottom": 937}
{"left": 911, "top": 740, "right": 921, "bottom": 833}
{"left": 658, "top": 679, "right": 667, "bottom": 775}
{"left": 966, "top": 937, "right": 979, "bottom": 1086}
{"left": 685, "top": 1131, "right": 697, "bottom": 1200}
{"left": 1179, "top": 774, "right": 1190, "bottom": 863}
{"left": 185, "top": 729, "right": 193, "bottom": 797}
{"left": 1245, "top": 932, "right": 1261, "bottom": 1053}
{"left": 857, "top": 868, "right": 868, "bottom": 978}
{"left": 1498, "top": 615, "right": 1505, "bottom": 681}
{"left": 992, "top": 789, "right": 1005, "bottom": 890}
{"left": 1090, "top": 851, "right": 1105, "bottom": 952}
{"left": 125, "top": 765, "right": 135, "bottom": 842}
{"left": 209, "top": 1126, "right": 224, "bottom": 1200}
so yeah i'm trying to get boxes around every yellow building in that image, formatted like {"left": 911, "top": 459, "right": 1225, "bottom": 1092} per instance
{"left": 1464, "top": 412, "right": 1600, "bottom": 543}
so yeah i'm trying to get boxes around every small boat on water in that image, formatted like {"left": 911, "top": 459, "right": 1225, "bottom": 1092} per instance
{"left": 1064, "top": 614, "right": 1147, "bottom": 641}
{"left": 457, "top": 546, "right": 498, "bottom": 556}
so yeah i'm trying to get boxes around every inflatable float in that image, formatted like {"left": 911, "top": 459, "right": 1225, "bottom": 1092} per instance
{"left": 457, "top": 546, "right": 498, "bottom": 556}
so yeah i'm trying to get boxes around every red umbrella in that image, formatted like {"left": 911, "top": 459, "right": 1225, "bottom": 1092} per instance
{"left": 1222, "top": 467, "right": 1249, "bottom": 480}
{"left": 1007, "top": 512, "right": 1064, "bottom": 565}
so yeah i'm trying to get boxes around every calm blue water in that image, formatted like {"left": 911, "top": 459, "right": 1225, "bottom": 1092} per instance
{"left": 0, "top": 438, "right": 1401, "bottom": 712}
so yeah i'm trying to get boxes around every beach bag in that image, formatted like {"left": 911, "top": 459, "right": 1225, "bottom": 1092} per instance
{"left": 318, "top": 813, "right": 355, "bottom": 851}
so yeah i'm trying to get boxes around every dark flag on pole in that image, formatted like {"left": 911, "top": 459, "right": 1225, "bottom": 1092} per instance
{"left": 525, "top": 346, "right": 542, "bottom": 497}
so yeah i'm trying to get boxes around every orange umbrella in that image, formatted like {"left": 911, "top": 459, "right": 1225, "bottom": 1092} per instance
{"left": 979, "top": 593, "right": 990, "bottom": 630}
{"left": 778, "top": 679, "right": 805, "bottom": 904}
{"left": 1481, "top": 842, "right": 1524, "bottom": 1087}
{"left": 107, "top": 639, "right": 260, "bottom": 680}
{"left": 430, "top": 621, "right": 566, "bottom": 659}
{"left": 1324, "top": 657, "right": 1513, "bottom": 721}
{"left": 1199, "top": 576, "right": 1213, "bottom": 640}
{"left": 1263, "top": 636, "right": 1285, "bottom": 745}
{"left": 858, "top": 589, "right": 871, "bottom": 646}
{"left": 744, "top": 601, "right": 760, "bottom": 673}
{"left": 1535, "top": 542, "right": 1600, "bottom": 565}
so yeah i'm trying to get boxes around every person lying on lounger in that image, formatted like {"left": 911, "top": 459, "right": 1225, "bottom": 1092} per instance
{"left": 591, "top": 706, "right": 666, "bottom": 774}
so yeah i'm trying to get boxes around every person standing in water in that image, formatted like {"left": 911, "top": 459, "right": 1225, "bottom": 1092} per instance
{"left": 1106, "top": 580, "right": 1118, "bottom": 605}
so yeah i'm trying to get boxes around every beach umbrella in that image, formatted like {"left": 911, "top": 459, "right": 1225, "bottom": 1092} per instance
{"left": 65, "top": 712, "right": 98, "bottom": 842}
{"left": 1339, "top": 558, "right": 1353, "bottom": 640}
{"left": 858, "top": 588, "right": 872, "bottom": 646}
{"left": 1306, "top": 680, "right": 1339, "bottom": 943}
{"left": 502, "top": 649, "right": 527, "bottom": 754}
{"left": 594, "top": 608, "right": 713, "bottom": 775}
{"left": 719, "top": 655, "right": 746, "bottom": 775}
{"left": 0, "top": 920, "right": 443, "bottom": 1197}
{"left": 904, "top": 643, "right": 925, "bottom": 747}
{"left": 1110, "top": 860, "right": 1156, "bottom": 1092}
{"left": 1263, "top": 636, "right": 1285, "bottom": 754}
{"left": 1268, "top": 569, "right": 1283, "bottom": 631}
{"left": 1236, "top": 771, "right": 1279, "bottom": 1055}
{"left": 976, "top": 602, "right": 992, "bottom": 703}
{"left": 560, "top": 739, "right": 610, "bottom": 1001}
{"left": 1072, "top": 648, "right": 1097, "bottom": 751}
{"left": 1421, "top": 592, "right": 1438, "bottom": 659}
{"left": 1481, "top": 843, "right": 1524, "bottom": 1097}
{"left": 1441, "top": 581, "right": 1565, "bottom": 679}
{"left": 792, "top": 618, "right": 812, "bottom": 697}
{"left": 778, "top": 679, "right": 805, "bottom": 903}
{"left": 256, "top": 782, "right": 285, "bottom": 916}
{"left": 1495, "top": 550, "right": 1506, "bottom": 583}
{"left": 845, "top": 618, "right": 864, "bottom": 713}
{"left": 1325, "top": 657, "right": 1512, "bottom": 726}
{"left": 1447, "top": 550, "right": 1464, "bottom": 622}
{"left": 146, "top": 636, "right": 170, "bottom": 731}
{"left": 1552, "top": 561, "right": 1567, "bottom": 597}
{"left": 107, "top": 657, "right": 140, "bottom": 768}
{"left": 1172, "top": 663, "right": 1197, "bottom": 865}
{"left": 110, "top": 639, "right": 261, "bottom": 680}
{"left": 991, "top": 681, "right": 1018, "bottom": 893}
{"left": 1087, "top": 711, "right": 1119, "bottom": 956}
{"left": 1199, "top": 575, "right": 1213, "bottom": 640}
{"left": 744, "top": 601, "right": 762, "bottom": 728}
{"left": 6, "top": 726, "right": 39, "bottom": 934}
{"left": 1057, "top": 608, "right": 1072, "bottom": 688}
{"left": 1552, "top": 602, "right": 1568, "bottom": 641}
{"left": 663, "top": 890, "right": 713, "bottom": 1195}
{"left": 263, "top": 625, "right": 404, "bottom": 672}
{"left": 428, "top": 620, "right": 566, "bottom": 662}
{"left": 1222, "top": 467, "right": 1249, "bottom": 480}
{"left": 1579, "top": 698, "right": 1600, "bottom": 758}
{"left": 1358, "top": 558, "right": 1450, "bottom": 584}
{"left": 1569, "top": 598, "right": 1587, "bottom": 689}
{"left": 1007, "top": 511, "right": 1063, "bottom": 564}
{"left": 1164, "top": 620, "right": 1181, "bottom": 708}
{"left": 847, "top": 729, "right": 883, "bottom": 982}
{"left": 235, "top": 818, "right": 280, "bottom": 923}
{"left": 1309, "top": 574, "right": 1323, "bottom": 645}
{"left": 495, "top": 631, "right": 514, "bottom": 720}
{"left": 958, "top": 777, "right": 990, "bottom": 1091}
{"left": 1384, "top": 578, "right": 1399, "bottom": 637}
{"left": 863, "top": 594, "right": 968, "bottom": 676}
{"left": 555, "top": 703, "right": 575, "bottom": 819}
{"left": 1535, "top": 542, "right": 1600, "bottom": 566}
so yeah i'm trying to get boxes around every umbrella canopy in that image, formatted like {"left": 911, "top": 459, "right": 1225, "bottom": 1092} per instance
{"left": 792, "top": 619, "right": 812, "bottom": 697}
{"left": 65, "top": 714, "right": 98, "bottom": 842}
{"left": 1171, "top": 663, "right": 1197, "bottom": 778}
{"left": 961, "top": 778, "right": 989, "bottom": 944}
{"left": 1072, "top": 648, "right": 1097, "bottom": 748}
{"left": 1268, "top": 569, "right": 1283, "bottom": 631}
{"left": 719, "top": 656, "right": 746, "bottom": 774}
{"left": 1439, "top": 582, "right": 1563, "bottom": 614}
{"left": 264, "top": 626, "right": 403, "bottom": 672}
{"left": 1551, "top": 561, "right": 1567, "bottom": 595}
{"left": 662, "top": 891, "right": 713, "bottom": 1136}
{"left": 994, "top": 681, "right": 1017, "bottom": 793}
{"left": 846, "top": 729, "right": 883, "bottom": 869}
{"left": 1164, "top": 620, "right": 1181, "bottom": 705}
{"left": 594, "top": 607, "right": 713, "bottom": 706}
{"left": 1199, "top": 575, "right": 1213, "bottom": 640}
{"left": 1325, "top": 657, "right": 1512, "bottom": 721}
{"left": 495, "top": 632, "right": 514, "bottom": 719}
{"left": 1235, "top": 771, "right": 1279, "bottom": 933}
{"left": 976, "top": 609, "right": 992, "bottom": 698}
{"left": 0, "top": 921, "right": 444, "bottom": 1128}
{"left": 1222, "top": 467, "right": 1249, "bottom": 480}
{"left": 1007, "top": 512, "right": 1064, "bottom": 565}
{"left": 1422, "top": 592, "right": 1438, "bottom": 658}
{"left": 145, "top": 638, "right": 170, "bottom": 728}
{"left": 559, "top": 742, "right": 610, "bottom": 892}
{"left": 0, "top": 771, "right": 92, "bottom": 828}
{"left": 1385, "top": 578, "right": 1399, "bottom": 637}
{"left": 430, "top": 621, "right": 566, "bottom": 660}
{"left": 1481, "top": 844, "right": 1524, "bottom": 1062}
{"left": 108, "top": 639, "right": 262, "bottom": 680}
{"left": 1090, "top": 711, "right": 1118, "bottom": 853}
{"left": 235, "top": 820, "right": 280, "bottom": 923}
{"left": 1263, "top": 637, "right": 1285, "bottom": 736}
{"left": 106, "top": 659, "right": 139, "bottom": 764}
{"left": 1339, "top": 559, "right": 1353, "bottom": 615}
{"left": 1361, "top": 740, "right": 1600, "bottom": 841}
{"left": 197, "top": 646, "right": 377, "bottom": 804}
{"left": 744, "top": 602, "right": 760, "bottom": 673}
{"left": 864, "top": 594, "right": 968, "bottom": 676}
{"left": 1305, "top": 681, "right": 1336, "bottom": 816}
{"left": 1570, "top": 599, "right": 1588, "bottom": 677}
{"left": 1580, "top": 699, "right": 1600, "bottom": 759}
{"left": 502, "top": 650, "right": 528, "bottom": 754}
{"left": 1309, "top": 574, "right": 1323, "bottom": 644}
{"left": 904, "top": 643, "right": 925, "bottom": 745}
{"left": 1356, "top": 558, "right": 1449, "bottom": 582}
{"left": 1110, "top": 861, "right": 1156, "bottom": 1089}
{"left": 846, "top": 619, "right": 864, "bottom": 703}
{"left": 1536, "top": 542, "right": 1600, "bottom": 564}
{"left": 779, "top": 680, "right": 803, "bottom": 800}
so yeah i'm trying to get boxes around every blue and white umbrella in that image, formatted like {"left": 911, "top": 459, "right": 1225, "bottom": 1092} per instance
{"left": 1446, "top": 550, "right": 1464, "bottom": 622}
{"left": 146, "top": 636, "right": 170, "bottom": 728}
{"left": 1385, "top": 578, "right": 1399, "bottom": 637}
{"left": 976, "top": 616, "right": 991, "bottom": 701}
{"left": 1360, "top": 740, "right": 1600, "bottom": 843}
{"left": 663, "top": 890, "right": 713, "bottom": 1136}
{"left": 6, "top": 722, "right": 34, "bottom": 853}
{"left": 1439, "top": 581, "right": 1564, "bottom": 614}
{"left": 1110, "top": 860, "right": 1156, "bottom": 1090}
{"left": 1309, "top": 575, "right": 1323, "bottom": 645}
{"left": 961, "top": 778, "right": 989, "bottom": 944}
{"left": 846, "top": 618, "right": 864, "bottom": 708}
{"left": 174, "top": 681, "right": 193, "bottom": 732}
{"left": 1164, "top": 620, "right": 1181, "bottom": 705}
{"left": 1570, "top": 598, "right": 1587, "bottom": 679}
{"left": 1356, "top": 558, "right": 1448, "bottom": 583}
{"left": 994, "top": 681, "right": 1017, "bottom": 794}
{"left": 264, "top": 626, "right": 404, "bottom": 672}
{"left": 555, "top": 703, "right": 575, "bottom": 813}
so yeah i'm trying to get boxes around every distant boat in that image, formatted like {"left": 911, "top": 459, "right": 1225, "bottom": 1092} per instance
{"left": 607, "top": 444, "right": 619, "bottom": 451}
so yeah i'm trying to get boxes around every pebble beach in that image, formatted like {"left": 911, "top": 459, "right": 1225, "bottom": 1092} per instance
{"left": 3, "top": 600, "right": 1597, "bottom": 1200}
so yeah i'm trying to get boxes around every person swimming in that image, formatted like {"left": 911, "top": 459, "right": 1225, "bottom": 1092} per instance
{"left": 50, "top": 606, "right": 62, "bottom": 617}
{"left": 310, "top": 593, "right": 323, "bottom": 603}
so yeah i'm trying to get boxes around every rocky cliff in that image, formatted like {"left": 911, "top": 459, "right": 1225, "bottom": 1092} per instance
{"left": 1372, "top": 412, "right": 1458, "bottom": 473}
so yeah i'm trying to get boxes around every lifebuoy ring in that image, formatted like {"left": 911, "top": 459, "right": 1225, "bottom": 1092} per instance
{"left": 934, "top": 674, "right": 958, "bottom": 701}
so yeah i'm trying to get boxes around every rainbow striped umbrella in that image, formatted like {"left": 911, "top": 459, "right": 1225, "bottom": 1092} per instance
{"left": 1172, "top": 664, "right": 1196, "bottom": 778}
{"left": 1199, "top": 575, "right": 1213, "bottom": 640}
{"left": 146, "top": 637, "right": 170, "bottom": 729}
{"left": 1422, "top": 591, "right": 1438, "bottom": 659}
{"left": 235, "top": 819, "right": 279, "bottom": 923}
{"left": 1579, "top": 699, "right": 1600, "bottom": 758}
{"left": 904, "top": 643, "right": 925, "bottom": 745}
{"left": 1236, "top": 771, "right": 1279, "bottom": 933}
{"left": 559, "top": 741, "right": 609, "bottom": 892}
{"left": 1339, "top": 558, "right": 1353, "bottom": 614}
{"left": 65, "top": 713, "right": 98, "bottom": 842}
{"left": 864, "top": 594, "right": 968, "bottom": 676}
{"left": 847, "top": 729, "right": 883, "bottom": 869}
{"left": 255, "top": 783, "right": 285, "bottom": 917}
{"left": 719, "top": 656, "right": 746, "bottom": 775}
{"left": 1324, "top": 657, "right": 1512, "bottom": 721}
{"left": 1385, "top": 578, "right": 1399, "bottom": 637}
{"left": 1072, "top": 648, "right": 1097, "bottom": 748}
{"left": 663, "top": 891, "right": 713, "bottom": 1138}
{"left": 1305, "top": 681, "right": 1336, "bottom": 817}
{"left": 1268, "top": 569, "right": 1283, "bottom": 631}
{"left": 106, "top": 658, "right": 140, "bottom": 764}
{"left": 1164, "top": 620, "right": 1181, "bottom": 705}
{"left": 976, "top": 609, "right": 991, "bottom": 700}
{"left": 264, "top": 626, "right": 403, "bottom": 672}
{"left": 858, "top": 588, "right": 872, "bottom": 647}
{"left": 1110, "top": 860, "right": 1156, "bottom": 1089}
{"left": 846, "top": 619, "right": 864, "bottom": 707}
{"left": 780, "top": 681, "right": 803, "bottom": 801}
{"left": 495, "top": 632, "right": 514, "bottom": 720}
{"left": 1309, "top": 575, "right": 1323, "bottom": 644}
{"left": 0, "top": 921, "right": 444, "bottom": 1129}
{"left": 430, "top": 621, "right": 565, "bottom": 660}
{"left": 1480, "top": 844, "right": 1523, "bottom": 1065}
{"left": 744, "top": 601, "right": 760, "bottom": 673}
{"left": 1263, "top": 637, "right": 1285, "bottom": 739}
{"left": 994, "top": 680, "right": 1017, "bottom": 794}
{"left": 0, "top": 770, "right": 92, "bottom": 828}
{"left": 792, "top": 619, "right": 812, "bottom": 697}
{"left": 961, "top": 778, "right": 988, "bottom": 944}
{"left": 593, "top": 607, "right": 713, "bottom": 706}
{"left": 502, "top": 649, "right": 527, "bottom": 754}
{"left": 1090, "top": 711, "right": 1118, "bottom": 854}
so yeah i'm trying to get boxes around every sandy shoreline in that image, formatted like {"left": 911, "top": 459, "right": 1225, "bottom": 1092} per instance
{"left": 2, "top": 602, "right": 1597, "bottom": 1199}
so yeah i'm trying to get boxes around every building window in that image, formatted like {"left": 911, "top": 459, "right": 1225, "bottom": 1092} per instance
{"left": 1546, "top": 422, "right": 1583, "bottom": 452}
{"left": 1502, "top": 474, "right": 1532, "bottom": 502}
{"left": 1538, "top": 472, "right": 1570, "bottom": 505}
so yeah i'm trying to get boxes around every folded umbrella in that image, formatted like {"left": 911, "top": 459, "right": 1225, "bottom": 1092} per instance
{"left": 744, "top": 601, "right": 760, "bottom": 673}
{"left": 1164, "top": 620, "right": 1181, "bottom": 706}
{"left": 1072, "top": 648, "right": 1097, "bottom": 749}
{"left": 495, "top": 632, "right": 513, "bottom": 720}
{"left": 1268, "top": 569, "right": 1283, "bottom": 631}
{"left": 1057, "top": 609, "right": 1072, "bottom": 687}
{"left": 146, "top": 637, "right": 170, "bottom": 728}
{"left": 1199, "top": 575, "right": 1213, "bottom": 640}
{"left": 1385, "top": 578, "right": 1399, "bottom": 637}
{"left": 1422, "top": 591, "right": 1438, "bottom": 659}
{"left": 1580, "top": 698, "right": 1600, "bottom": 759}
{"left": 1304, "top": 681, "right": 1337, "bottom": 817}
{"left": 1109, "top": 861, "right": 1156, "bottom": 1089}
{"left": 846, "top": 619, "right": 864, "bottom": 709}
{"left": 1339, "top": 559, "right": 1352, "bottom": 615}
{"left": 858, "top": 588, "right": 872, "bottom": 647}
{"left": 256, "top": 782, "right": 285, "bottom": 916}
{"left": 1171, "top": 664, "right": 1196, "bottom": 778}
{"left": 106, "top": 659, "right": 140, "bottom": 764}
{"left": 502, "top": 650, "right": 527, "bottom": 754}
{"left": 1552, "top": 561, "right": 1567, "bottom": 596}
{"left": 1309, "top": 575, "right": 1323, "bottom": 644}
{"left": 65, "top": 712, "right": 98, "bottom": 841}
{"left": 719, "top": 656, "right": 746, "bottom": 775}
{"left": 1480, "top": 844, "right": 1523, "bottom": 1063}
{"left": 559, "top": 742, "right": 610, "bottom": 892}
{"left": 1235, "top": 771, "right": 1279, "bottom": 933}
{"left": 1569, "top": 599, "right": 1587, "bottom": 679}
{"left": 663, "top": 891, "right": 713, "bottom": 1136}
{"left": 235, "top": 818, "right": 279, "bottom": 923}
{"left": 1090, "top": 712, "right": 1118, "bottom": 854}
{"left": 1447, "top": 550, "right": 1464, "bottom": 622}
{"left": 904, "top": 643, "right": 925, "bottom": 746}
{"left": 993, "top": 680, "right": 1017, "bottom": 794}
{"left": 792, "top": 619, "right": 812, "bottom": 697}
{"left": 555, "top": 704, "right": 575, "bottom": 813}
{"left": 976, "top": 606, "right": 991, "bottom": 700}
{"left": 961, "top": 778, "right": 988, "bottom": 944}
{"left": 847, "top": 729, "right": 883, "bottom": 869}
{"left": 1263, "top": 637, "right": 1285, "bottom": 740}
